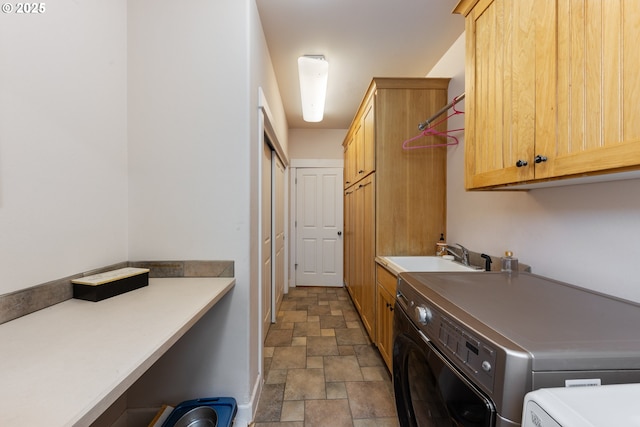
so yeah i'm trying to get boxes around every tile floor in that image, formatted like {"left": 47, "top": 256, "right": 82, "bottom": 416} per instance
{"left": 252, "top": 286, "right": 399, "bottom": 427}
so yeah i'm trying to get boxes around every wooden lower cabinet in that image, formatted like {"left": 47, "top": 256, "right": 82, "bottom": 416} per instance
{"left": 376, "top": 264, "right": 398, "bottom": 371}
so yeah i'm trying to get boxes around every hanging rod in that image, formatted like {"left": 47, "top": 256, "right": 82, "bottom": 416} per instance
{"left": 417, "top": 92, "right": 465, "bottom": 131}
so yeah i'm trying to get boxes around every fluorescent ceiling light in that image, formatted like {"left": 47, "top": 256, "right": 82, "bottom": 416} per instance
{"left": 298, "top": 55, "right": 328, "bottom": 122}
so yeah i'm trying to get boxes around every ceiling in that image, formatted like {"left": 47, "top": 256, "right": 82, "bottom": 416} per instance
{"left": 256, "top": 0, "right": 465, "bottom": 130}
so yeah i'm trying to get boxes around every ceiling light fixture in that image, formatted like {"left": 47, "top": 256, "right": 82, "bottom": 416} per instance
{"left": 297, "top": 55, "right": 329, "bottom": 122}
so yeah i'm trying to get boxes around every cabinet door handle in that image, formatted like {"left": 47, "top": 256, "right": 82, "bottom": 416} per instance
{"left": 358, "top": 170, "right": 364, "bottom": 174}
{"left": 516, "top": 160, "right": 528, "bottom": 167}
{"left": 534, "top": 155, "right": 548, "bottom": 163}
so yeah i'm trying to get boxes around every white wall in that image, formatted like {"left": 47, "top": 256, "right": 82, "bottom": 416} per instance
{"left": 126, "top": 0, "right": 287, "bottom": 424}
{"left": 0, "top": 0, "right": 129, "bottom": 295}
{"left": 126, "top": 0, "right": 253, "bottom": 412}
{"left": 288, "top": 129, "right": 346, "bottom": 160}
{"left": 429, "top": 33, "right": 640, "bottom": 303}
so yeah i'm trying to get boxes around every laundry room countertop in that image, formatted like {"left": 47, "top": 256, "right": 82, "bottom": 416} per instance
{"left": 0, "top": 277, "right": 235, "bottom": 426}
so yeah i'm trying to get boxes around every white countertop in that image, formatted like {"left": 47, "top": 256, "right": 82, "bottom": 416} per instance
{"left": 0, "top": 277, "right": 235, "bottom": 427}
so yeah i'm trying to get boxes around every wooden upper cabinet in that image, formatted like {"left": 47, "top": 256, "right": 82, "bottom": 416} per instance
{"left": 456, "top": 0, "right": 640, "bottom": 189}
{"left": 344, "top": 92, "right": 376, "bottom": 189}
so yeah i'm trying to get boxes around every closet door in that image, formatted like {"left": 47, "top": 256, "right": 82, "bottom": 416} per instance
{"left": 273, "top": 156, "right": 285, "bottom": 318}
{"left": 262, "top": 142, "right": 272, "bottom": 341}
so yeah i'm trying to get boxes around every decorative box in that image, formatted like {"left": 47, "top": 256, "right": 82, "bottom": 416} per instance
{"left": 72, "top": 267, "right": 150, "bottom": 302}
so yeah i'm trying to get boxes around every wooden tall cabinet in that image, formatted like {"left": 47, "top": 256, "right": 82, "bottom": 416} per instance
{"left": 456, "top": 0, "right": 640, "bottom": 190}
{"left": 343, "top": 78, "right": 448, "bottom": 342}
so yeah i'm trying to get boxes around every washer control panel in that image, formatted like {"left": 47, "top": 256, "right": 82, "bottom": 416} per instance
{"left": 397, "top": 284, "right": 497, "bottom": 393}
{"left": 437, "top": 314, "right": 496, "bottom": 392}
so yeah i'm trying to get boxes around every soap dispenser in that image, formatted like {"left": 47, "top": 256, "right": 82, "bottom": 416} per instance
{"left": 501, "top": 251, "right": 519, "bottom": 273}
{"left": 436, "top": 233, "right": 447, "bottom": 257}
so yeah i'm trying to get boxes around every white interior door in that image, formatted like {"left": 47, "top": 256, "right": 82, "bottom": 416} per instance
{"left": 295, "top": 168, "right": 344, "bottom": 286}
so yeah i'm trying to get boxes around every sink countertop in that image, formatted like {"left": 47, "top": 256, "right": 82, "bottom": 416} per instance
{"left": 0, "top": 277, "right": 235, "bottom": 427}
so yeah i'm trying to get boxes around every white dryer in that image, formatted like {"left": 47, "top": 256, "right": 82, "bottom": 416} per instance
{"left": 522, "top": 384, "right": 640, "bottom": 427}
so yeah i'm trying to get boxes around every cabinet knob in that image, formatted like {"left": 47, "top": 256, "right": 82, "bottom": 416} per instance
{"left": 516, "top": 160, "right": 528, "bottom": 167}
{"left": 534, "top": 155, "right": 548, "bottom": 163}
{"left": 337, "top": 231, "right": 342, "bottom": 236}
{"left": 358, "top": 170, "right": 364, "bottom": 174}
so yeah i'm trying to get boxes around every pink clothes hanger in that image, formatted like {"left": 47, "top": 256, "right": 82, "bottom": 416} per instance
{"left": 402, "top": 95, "right": 465, "bottom": 151}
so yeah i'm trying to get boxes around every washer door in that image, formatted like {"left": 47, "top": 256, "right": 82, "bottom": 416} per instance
{"left": 393, "top": 304, "right": 495, "bottom": 427}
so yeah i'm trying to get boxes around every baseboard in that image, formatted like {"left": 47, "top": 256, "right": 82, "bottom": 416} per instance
{"left": 234, "top": 372, "right": 263, "bottom": 427}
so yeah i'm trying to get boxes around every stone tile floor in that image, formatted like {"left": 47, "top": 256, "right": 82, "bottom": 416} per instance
{"left": 252, "top": 286, "right": 399, "bottom": 427}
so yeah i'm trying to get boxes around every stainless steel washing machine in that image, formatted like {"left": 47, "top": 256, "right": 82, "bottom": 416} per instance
{"left": 393, "top": 271, "right": 640, "bottom": 426}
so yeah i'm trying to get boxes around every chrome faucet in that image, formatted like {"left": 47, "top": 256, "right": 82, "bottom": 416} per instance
{"left": 445, "top": 243, "right": 470, "bottom": 266}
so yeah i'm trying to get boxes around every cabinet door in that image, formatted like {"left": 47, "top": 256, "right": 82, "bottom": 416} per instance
{"left": 376, "top": 284, "right": 395, "bottom": 371}
{"left": 354, "top": 122, "right": 365, "bottom": 179}
{"left": 376, "top": 265, "right": 397, "bottom": 371}
{"left": 351, "top": 95, "right": 375, "bottom": 184}
{"left": 356, "top": 174, "right": 375, "bottom": 340}
{"left": 464, "top": 0, "right": 537, "bottom": 189}
{"left": 343, "top": 188, "right": 353, "bottom": 293}
{"left": 362, "top": 97, "right": 375, "bottom": 176}
{"left": 344, "top": 136, "right": 356, "bottom": 188}
{"left": 345, "top": 188, "right": 361, "bottom": 311}
{"left": 536, "top": 0, "right": 640, "bottom": 179}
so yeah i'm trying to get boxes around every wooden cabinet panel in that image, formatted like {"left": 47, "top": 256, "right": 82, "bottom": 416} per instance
{"left": 375, "top": 84, "right": 447, "bottom": 255}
